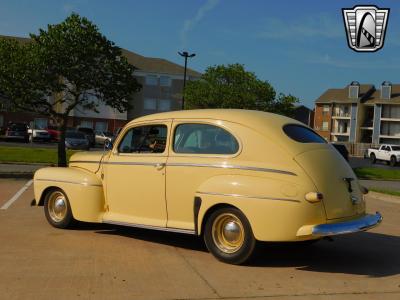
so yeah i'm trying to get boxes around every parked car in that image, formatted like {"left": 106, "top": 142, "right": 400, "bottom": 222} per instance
{"left": 368, "top": 144, "right": 400, "bottom": 167}
{"left": 95, "top": 131, "right": 113, "bottom": 146}
{"left": 76, "top": 127, "right": 95, "bottom": 147}
{"left": 28, "top": 127, "right": 52, "bottom": 143}
{"left": 331, "top": 143, "right": 349, "bottom": 161}
{"left": 2, "top": 123, "right": 29, "bottom": 142}
{"left": 33, "top": 109, "right": 381, "bottom": 264}
{"left": 65, "top": 130, "right": 90, "bottom": 150}
{"left": 46, "top": 126, "right": 61, "bottom": 142}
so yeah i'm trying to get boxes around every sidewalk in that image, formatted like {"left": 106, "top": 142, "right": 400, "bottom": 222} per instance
{"left": 0, "top": 163, "right": 50, "bottom": 178}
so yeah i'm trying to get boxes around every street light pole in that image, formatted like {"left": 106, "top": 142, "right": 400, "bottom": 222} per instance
{"left": 178, "top": 51, "right": 195, "bottom": 109}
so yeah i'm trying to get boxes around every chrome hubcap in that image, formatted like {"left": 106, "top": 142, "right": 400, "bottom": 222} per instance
{"left": 212, "top": 213, "right": 244, "bottom": 254}
{"left": 48, "top": 191, "right": 67, "bottom": 222}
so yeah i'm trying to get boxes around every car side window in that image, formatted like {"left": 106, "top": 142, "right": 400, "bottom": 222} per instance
{"left": 174, "top": 123, "right": 239, "bottom": 154}
{"left": 118, "top": 125, "right": 167, "bottom": 154}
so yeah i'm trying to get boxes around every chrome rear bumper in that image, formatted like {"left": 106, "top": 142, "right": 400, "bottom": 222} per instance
{"left": 312, "top": 212, "right": 382, "bottom": 237}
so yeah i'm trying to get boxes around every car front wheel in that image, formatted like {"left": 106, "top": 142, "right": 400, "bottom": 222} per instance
{"left": 44, "top": 188, "right": 74, "bottom": 228}
{"left": 204, "top": 207, "right": 256, "bottom": 264}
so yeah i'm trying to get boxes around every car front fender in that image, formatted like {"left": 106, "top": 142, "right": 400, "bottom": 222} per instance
{"left": 33, "top": 167, "right": 105, "bottom": 223}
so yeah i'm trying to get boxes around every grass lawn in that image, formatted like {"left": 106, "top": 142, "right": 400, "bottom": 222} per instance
{"left": 353, "top": 167, "right": 400, "bottom": 181}
{"left": 0, "top": 146, "right": 79, "bottom": 164}
{"left": 369, "top": 188, "right": 400, "bottom": 197}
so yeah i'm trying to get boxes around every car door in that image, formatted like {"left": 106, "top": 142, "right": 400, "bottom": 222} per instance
{"left": 382, "top": 146, "right": 390, "bottom": 160}
{"left": 165, "top": 120, "right": 241, "bottom": 230}
{"left": 377, "top": 146, "right": 386, "bottom": 160}
{"left": 387, "top": 146, "right": 392, "bottom": 158}
{"left": 103, "top": 121, "right": 171, "bottom": 227}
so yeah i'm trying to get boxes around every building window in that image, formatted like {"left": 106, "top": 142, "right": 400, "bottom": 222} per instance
{"left": 34, "top": 118, "right": 48, "bottom": 129}
{"left": 80, "top": 120, "right": 93, "bottom": 129}
{"left": 322, "top": 121, "right": 329, "bottom": 131}
{"left": 158, "top": 99, "right": 171, "bottom": 111}
{"left": 144, "top": 98, "right": 157, "bottom": 110}
{"left": 160, "top": 76, "right": 171, "bottom": 87}
{"left": 95, "top": 121, "right": 108, "bottom": 132}
{"left": 145, "top": 75, "right": 158, "bottom": 86}
{"left": 322, "top": 105, "right": 329, "bottom": 114}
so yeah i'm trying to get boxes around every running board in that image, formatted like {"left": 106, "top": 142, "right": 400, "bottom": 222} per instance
{"left": 102, "top": 219, "right": 196, "bottom": 235}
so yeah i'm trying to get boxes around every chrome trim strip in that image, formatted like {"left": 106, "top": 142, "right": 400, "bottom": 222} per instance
{"left": 70, "top": 160, "right": 297, "bottom": 176}
{"left": 312, "top": 212, "right": 382, "bottom": 236}
{"left": 196, "top": 191, "right": 301, "bottom": 203}
{"left": 105, "top": 161, "right": 159, "bottom": 166}
{"left": 69, "top": 160, "right": 99, "bottom": 164}
{"left": 35, "top": 178, "right": 102, "bottom": 187}
{"left": 167, "top": 163, "right": 297, "bottom": 176}
{"left": 102, "top": 219, "right": 196, "bottom": 235}
{"left": 70, "top": 160, "right": 158, "bottom": 167}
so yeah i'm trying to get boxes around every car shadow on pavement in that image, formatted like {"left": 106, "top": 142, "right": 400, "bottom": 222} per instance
{"left": 95, "top": 225, "right": 208, "bottom": 252}
{"left": 90, "top": 224, "right": 399, "bottom": 277}
{"left": 250, "top": 232, "right": 400, "bottom": 277}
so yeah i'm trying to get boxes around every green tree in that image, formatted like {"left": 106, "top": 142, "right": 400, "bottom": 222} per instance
{"left": 184, "top": 63, "right": 298, "bottom": 115}
{"left": 0, "top": 13, "right": 141, "bottom": 166}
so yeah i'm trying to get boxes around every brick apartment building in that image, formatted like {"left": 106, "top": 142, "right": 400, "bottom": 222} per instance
{"left": 314, "top": 81, "right": 400, "bottom": 146}
{"left": 0, "top": 35, "right": 201, "bottom": 133}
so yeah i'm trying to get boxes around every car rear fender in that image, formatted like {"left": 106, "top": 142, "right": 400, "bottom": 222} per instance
{"left": 195, "top": 174, "right": 326, "bottom": 241}
{"left": 33, "top": 167, "right": 105, "bottom": 222}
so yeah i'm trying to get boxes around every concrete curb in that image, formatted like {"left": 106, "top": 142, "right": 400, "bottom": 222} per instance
{"left": 0, "top": 173, "right": 34, "bottom": 179}
{"left": 367, "top": 191, "right": 400, "bottom": 203}
{"left": 0, "top": 161, "right": 53, "bottom": 166}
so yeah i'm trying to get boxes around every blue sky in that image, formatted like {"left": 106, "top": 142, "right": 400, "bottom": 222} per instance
{"left": 0, "top": 0, "right": 399, "bottom": 108}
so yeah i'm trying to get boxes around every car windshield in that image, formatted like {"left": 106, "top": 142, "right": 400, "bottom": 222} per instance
{"left": 392, "top": 146, "right": 400, "bottom": 151}
{"left": 10, "top": 124, "right": 26, "bottom": 131}
{"left": 66, "top": 131, "right": 85, "bottom": 139}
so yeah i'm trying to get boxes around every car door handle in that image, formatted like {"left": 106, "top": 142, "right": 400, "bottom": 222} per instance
{"left": 155, "top": 163, "right": 166, "bottom": 170}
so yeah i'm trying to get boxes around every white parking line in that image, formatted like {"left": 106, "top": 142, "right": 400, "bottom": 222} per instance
{"left": 0, "top": 180, "right": 33, "bottom": 210}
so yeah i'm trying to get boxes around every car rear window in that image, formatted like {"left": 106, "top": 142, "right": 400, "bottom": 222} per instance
{"left": 283, "top": 124, "right": 326, "bottom": 144}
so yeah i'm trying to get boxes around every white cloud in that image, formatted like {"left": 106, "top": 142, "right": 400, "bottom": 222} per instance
{"left": 180, "top": 0, "right": 220, "bottom": 48}
{"left": 256, "top": 14, "right": 343, "bottom": 40}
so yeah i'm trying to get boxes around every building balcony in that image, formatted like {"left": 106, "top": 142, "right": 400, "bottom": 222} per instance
{"left": 379, "top": 134, "right": 400, "bottom": 139}
{"left": 332, "top": 113, "right": 351, "bottom": 119}
{"left": 381, "top": 117, "right": 400, "bottom": 122}
{"left": 331, "top": 131, "right": 350, "bottom": 136}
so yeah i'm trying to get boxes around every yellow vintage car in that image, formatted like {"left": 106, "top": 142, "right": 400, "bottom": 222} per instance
{"left": 33, "top": 109, "right": 382, "bottom": 264}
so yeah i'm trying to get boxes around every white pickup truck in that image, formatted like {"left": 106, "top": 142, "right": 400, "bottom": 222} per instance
{"left": 367, "top": 144, "right": 400, "bottom": 167}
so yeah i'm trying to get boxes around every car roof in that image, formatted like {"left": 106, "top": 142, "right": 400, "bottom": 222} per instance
{"left": 124, "top": 109, "right": 326, "bottom": 157}
{"left": 128, "top": 109, "right": 300, "bottom": 129}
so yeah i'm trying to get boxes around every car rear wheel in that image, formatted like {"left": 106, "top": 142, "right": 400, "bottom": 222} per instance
{"left": 390, "top": 155, "right": 397, "bottom": 167}
{"left": 44, "top": 188, "right": 74, "bottom": 228}
{"left": 370, "top": 153, "right": 376, "bottom": 164}
{"left": 204, "top": 207, "right": 256, "bottom": 265}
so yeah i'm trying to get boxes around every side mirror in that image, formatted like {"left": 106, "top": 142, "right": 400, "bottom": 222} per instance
{"left": 104, "top": 139, "right": 113, "bottom": 151}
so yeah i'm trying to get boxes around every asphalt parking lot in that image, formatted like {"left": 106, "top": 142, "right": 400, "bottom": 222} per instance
{"left": 0, "top": 178, "right": 399, "bottom": 299}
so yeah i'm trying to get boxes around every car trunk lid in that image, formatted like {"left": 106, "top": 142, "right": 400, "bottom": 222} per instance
{"left": 295, "top": 146, "right": 365, "bottom": 220}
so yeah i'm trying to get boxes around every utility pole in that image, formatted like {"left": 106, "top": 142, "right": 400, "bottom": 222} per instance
{"left": 178, "top": 51, "right": 195, "bottom": 109}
